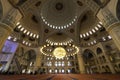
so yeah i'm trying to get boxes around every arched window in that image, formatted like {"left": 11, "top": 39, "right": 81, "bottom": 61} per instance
{"left": 68, "top": 69, "right": 71, "bottom": 73}
{"left": 105, "top": 66, "right": 111, "bottom": 73}
{"left": 55, "top": 69, "right": 58, "bottom": 73}
{"left": 83, "top": 49, "right": 94, "bottom": 60}
{"left": 96, "top": 47, "right": 103, "bottom": 54}
{"left": 102, "top": 56, "right": 106, "bottom": 62}
{"left": 49, "top": 69, "right": 52, "bottom": 73}
{"left": 62, "top": 69, "right": 65, "bottom": 73}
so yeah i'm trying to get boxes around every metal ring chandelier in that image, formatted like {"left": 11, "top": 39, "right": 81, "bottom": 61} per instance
{"left": 40, "top": 43, "right": 79, "bottom": 59}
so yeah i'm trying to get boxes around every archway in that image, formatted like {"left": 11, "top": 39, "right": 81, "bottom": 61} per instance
{"left": 83, "top": 49, "right": 97, "bottom": 74}
{"left": 83, "top": 49, "right": 95, "bottom": 64}
{"left": 23, "top": 50, "right": 36, "bottom": 74}
{"left": 96, "top": 47, "right": 103, "bottom": 54}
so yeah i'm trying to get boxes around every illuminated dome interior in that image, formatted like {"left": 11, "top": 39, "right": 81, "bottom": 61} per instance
{"left": 0, "top": 0, "right": 120, "bottom": 77}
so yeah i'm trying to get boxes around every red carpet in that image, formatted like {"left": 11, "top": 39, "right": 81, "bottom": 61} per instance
{"left": 0, "top": 74, "right": 120, "bottom": 80}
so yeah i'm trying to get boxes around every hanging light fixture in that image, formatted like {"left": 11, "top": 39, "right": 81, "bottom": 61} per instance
{"left": 53, "top": 47, "right": 66, "bottom": 59}
{"left": 40, "top": 43, "right": 79, "bottom": 58}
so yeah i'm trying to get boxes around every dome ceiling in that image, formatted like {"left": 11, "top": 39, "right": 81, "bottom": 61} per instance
{"left": 41, "top": 0, "right": 77, "bottom": 29}
{"left": 46, "top": 33, "right": 73, "bottom": 44}
{"left": 9, "top": 0, "right": 107, "bottom": 48}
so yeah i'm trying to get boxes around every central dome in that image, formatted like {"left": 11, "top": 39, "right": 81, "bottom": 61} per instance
{"left": 41, "top": 0, "right": 77, "bottom": 29}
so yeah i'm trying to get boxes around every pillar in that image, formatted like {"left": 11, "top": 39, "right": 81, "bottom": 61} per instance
{"left": 0, "top": 23, "right": 12, "bottom": 50}
{"left": 97, "top": 8, "right": 120, "bottom": 51}
{"left": 77, "top": 52, "right": 86, "bottom": 74}
{"left": 0, "top": 8, "right": 22, "bottom": 51}
{"left": 33, "top": 54, "right": 42, "bottom": 72}
{"left": 107, "top": 22, "right": 120, "bottom": 51}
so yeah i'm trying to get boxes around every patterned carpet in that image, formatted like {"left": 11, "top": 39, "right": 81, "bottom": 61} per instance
{"left": 0, "top": 74, "right": 120, "bottom": 80}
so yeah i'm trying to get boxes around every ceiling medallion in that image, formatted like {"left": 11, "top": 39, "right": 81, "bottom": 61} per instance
{"left": 40, "top": 43, "right": 79, "bottom": 58}
{"left": 41, "top": 0, "right": 77, "bottom": 30}
{"left": 55, "top": 2, "right": 63, "bottom": 11}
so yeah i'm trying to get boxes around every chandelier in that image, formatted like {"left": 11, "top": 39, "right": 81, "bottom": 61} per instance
{"left": 53, "top": 47, "right": 66, "bottom": 59}
{"left": 40, "top": 43, "right": 79, "bottom": 59}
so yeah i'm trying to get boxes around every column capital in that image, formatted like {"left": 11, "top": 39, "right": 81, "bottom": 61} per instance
{"left": 2, "top": 8, "right": 22, "bottom": 29}
{"left": 0, "top": 22, "right": 13, "bottom": 32}
{"left": 0, "top": 22, "right": 14, "bottom": 50}
{"left": 107, "top": 21, "right": 120, "bottom": 32}
{"left": 97, "top": 8, "right": 118, "bottom": 28}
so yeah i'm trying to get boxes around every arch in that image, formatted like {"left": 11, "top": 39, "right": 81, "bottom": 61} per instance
{"left": 102, "top": 56, "right": 106, "bottom": 62}
{"left": 24, "top": 50, "right": 36, "bottom": 60}
{"left": 49, "top": 68, "right": 52, "bottom": 73}
{"left": 71, "top": 68, "right": 76, "bottom": 73}
{"left": 83, "top": 49, "right": 95, "bottom": 60}
{"left": 42, "top": 68, "right": 46, "bottom": 74}
{"left": 82, "top": 49, "right": 98, "bottom": 74}
{"left": 55, "top": 68, "right": 58, "bottom": 73}
{"left": 24, "top": 49, "right": 37, "bottom": 73}
{"left": 105, "top": 65, "right": 111, "bottom": 73}
{"left": 102, "top": 66, "right": 106, "bottom": 72}
{"left": 116, "top": 0, "right": 120, "bottom": 20}
{"left": 61, "top": 68, "right": 65, "bottom": 73}
{"left": 67, "top": 68, "right": 71, "bottom": 73}
{"left": 114, "top": 65, "right": 119, "bottom": 72}
{"left": 96, "top": 47, "right": 103, "bottom": 54}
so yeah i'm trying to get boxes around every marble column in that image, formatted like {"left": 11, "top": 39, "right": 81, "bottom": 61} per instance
{"left": 77, "top": 53, "right": 86, "bottom": 74}
{"left": 33, "top": 54, "right": 42, "bottom": 72}
{"left": 107, "top": 22, "right": 120, "bottom": 51}
{"left": 97, "top": 8, "right": 120, "bottom": 51}
{"left": 0, "top": 8, "right": 22, "bottom": 51}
